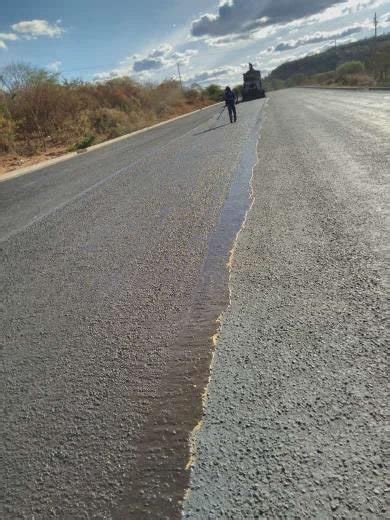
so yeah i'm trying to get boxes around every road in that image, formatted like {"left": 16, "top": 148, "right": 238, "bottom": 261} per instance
{"left": 1, "top": 89, "right": 388, "bottom": 519}
{"left": 1, "top": 101, "right": 264, "bottom": 519}
{"left": 184, "top": 89, "right": 389, "bottom": 518}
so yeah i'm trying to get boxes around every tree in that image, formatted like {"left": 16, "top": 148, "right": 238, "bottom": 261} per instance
{"left": 336, "top": 61, "right": 365, "bottom": 77}
{"left": 374, "top": 43, "right": 390, "bottom": 84}
{"left": 0, "top": 113, "right": 15, "bottom": 152}
{"left": 0, "top": 63, "right": 59, "bottom": 95}
{"left": 205, "top": 84, "right": 224, "bottom": 101}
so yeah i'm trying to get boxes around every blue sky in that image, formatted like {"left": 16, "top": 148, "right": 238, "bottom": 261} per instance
{"left": 1, "top": 1, "right": 389, "bottom": 85}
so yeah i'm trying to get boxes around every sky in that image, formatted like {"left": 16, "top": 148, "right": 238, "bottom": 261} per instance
{"left": 1, "top": 0, "right": 390, "bottom": 86}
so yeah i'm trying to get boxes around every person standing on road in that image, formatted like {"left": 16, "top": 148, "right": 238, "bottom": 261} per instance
{"left": 224, "top": 86, "right": 237, "bottom": 124}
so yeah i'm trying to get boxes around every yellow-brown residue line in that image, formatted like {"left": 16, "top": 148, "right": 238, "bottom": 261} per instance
{"left": 183, "top": 102, "right": 267, "bottom": 500}
{"left": 184, "top": 319, "right": 221, "bottom": 476}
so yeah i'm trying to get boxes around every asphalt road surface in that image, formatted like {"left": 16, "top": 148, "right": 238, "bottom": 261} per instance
{"left": 1, "top": 101, "right": 264, "bottom": 519}
{"left": 184, "top": 89, "right": 389, "bottom": 518}
{"left": 1, "top": 89, "right": 388, "bottom": 519}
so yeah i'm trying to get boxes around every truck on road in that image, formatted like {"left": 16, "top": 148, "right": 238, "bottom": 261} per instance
{"left": 242, "top": 63, "right": 266, "bottom": 101}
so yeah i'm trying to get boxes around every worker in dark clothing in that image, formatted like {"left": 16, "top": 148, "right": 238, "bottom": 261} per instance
{"left": 224, "top": 86, "right": 237, "bottom": 123}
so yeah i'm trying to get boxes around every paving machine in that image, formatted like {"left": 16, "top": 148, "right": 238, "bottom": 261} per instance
{"left": 242, "top": 63, "right": 266, "bottom": 101}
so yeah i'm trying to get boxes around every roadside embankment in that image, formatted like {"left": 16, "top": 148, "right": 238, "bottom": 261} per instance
{"left": 0, "top": 102, "right": 222, "bottom": 183}
{"left": 0, "top": 67, "right": 219, "bottom": 177}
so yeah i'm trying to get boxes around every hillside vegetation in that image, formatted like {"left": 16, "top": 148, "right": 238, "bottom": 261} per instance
{"left": 264, "top": 33, "right": 390, "bottom": 89}
{"left": 0, "top": 64, "right": 218, "bottom": 174}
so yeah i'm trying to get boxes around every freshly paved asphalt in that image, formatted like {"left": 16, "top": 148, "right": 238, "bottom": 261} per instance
{"left": 1, "top": 89, "right": 388, "bottom": 520}
{"left": 1, "top": 101, "right": 264, "bottom": 519}
{"left": 184, "top": 89, "right": 389, "bottom": 518}
{"left": 0, "top": 106, "right": 221, "bottom": 242}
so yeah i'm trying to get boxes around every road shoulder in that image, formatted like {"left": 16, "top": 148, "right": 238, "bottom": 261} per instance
{"left": 0, "top": 102, "right": 221, "bottom": 183}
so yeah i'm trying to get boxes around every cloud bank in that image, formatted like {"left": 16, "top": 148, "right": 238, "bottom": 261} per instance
{"left": 133, "top": 44, "right": 197, "bottom": 72}
{"left": 191, "top": 0, "right": 347, "bottom": 38}
{"left": 273, "top": 24, "right": 365, "bottom": 52}
{"left": 185, "top": 65, "right": 242, "bottom": 84}
{"left": 11, "top": 19, "right": 64, "bottom": 39}
{"left": 1, "top": 19, "right": 65, "bottom": 49}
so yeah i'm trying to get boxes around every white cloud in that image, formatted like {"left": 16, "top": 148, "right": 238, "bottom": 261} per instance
{"left": 0, "top": 32, "right": 19, "bottom": 41}
{"left": 172, "top": 49, "right": 198, "bottom": 65}
{"left": 132, "top": 44, "right": 198, "bottom": 72}
{"left": 190, "top": 0, "right": 388, "bottom": 48}
{"left": 340, "top": 0, "right": 386, "bottom": 15}
{"left": 149, "top": 44, "right": 173, "bottom": 59}
{"left": 204, "top": 23, "right": 282, "bottom": 47}
{"left": 11, "top": 19, "right": 65, "bottom": 39}
{"left": 93, "top": 40, "right": 199, "bottom": 82}
{"left": 47, "top": 60, "right": 62, "bottom": 72}
{"left": 190, "top": 0, "right": 347, "bottom": 40}
{"left": 272, "top": 23, "right": 368, "bottom": 52}
{"left": 290, "top": 0, "right": 386, "bottom": 27}
{"left": 185, "top": 65, "right": 242, "bottom": 84}
{"left": 379, "top": 11, "right": 390, "bottom": 27}
{"left": 0, "top": 32, "right": 19, "bottom": 49}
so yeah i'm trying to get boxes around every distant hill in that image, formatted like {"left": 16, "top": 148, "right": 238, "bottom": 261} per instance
{"left": 265, "top": 33, "right": 390, "bottom": 88}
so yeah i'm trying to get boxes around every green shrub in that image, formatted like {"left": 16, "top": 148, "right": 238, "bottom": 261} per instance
{"left": 90, "top": 108, "right": 131, "bottom": 138}
{"left": 205, "top": 84, "right": 224, "bottom": 101}
{"left": 70, "top": 135, "right": 95, "bottom": 151}
{"left": 336, "top": 61, "right": 365, "bottom": 77}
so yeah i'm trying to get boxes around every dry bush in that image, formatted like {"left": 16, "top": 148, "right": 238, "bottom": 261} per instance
{"left": 309, "top": 71, "right": 335, "bottom": 85}
{"left": 0, "top": 114, "right": 16, "bottom": 152}
{"left": 184, "top": 88, "right": 201, "bottom": 104}
{"left": 89, "top": 108, "right": 132, "bottom": 139}
{"left": 0, "top": 63, "right": 213, "bottom": 162}
{"left": 184, "top": 88, "right": 208, "bottom": 108}
{"left": 339, "top": 73, "right": 376, "bottom": 87}
{"left": 6, "top": 82, "right": 83, "bottom": 152}
{"left": 143, "top": 80, "right": 184, "bottom": 118}
{"left": 303, "top": 67, "right": 376, "bottom": 88}
{"left": 61, "top": 111, "right": 95, "bottom": 148}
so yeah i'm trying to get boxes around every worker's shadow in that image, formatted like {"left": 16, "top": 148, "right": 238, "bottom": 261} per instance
{"left": 193, "top": 123, "right": 230, "bottom": 136}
